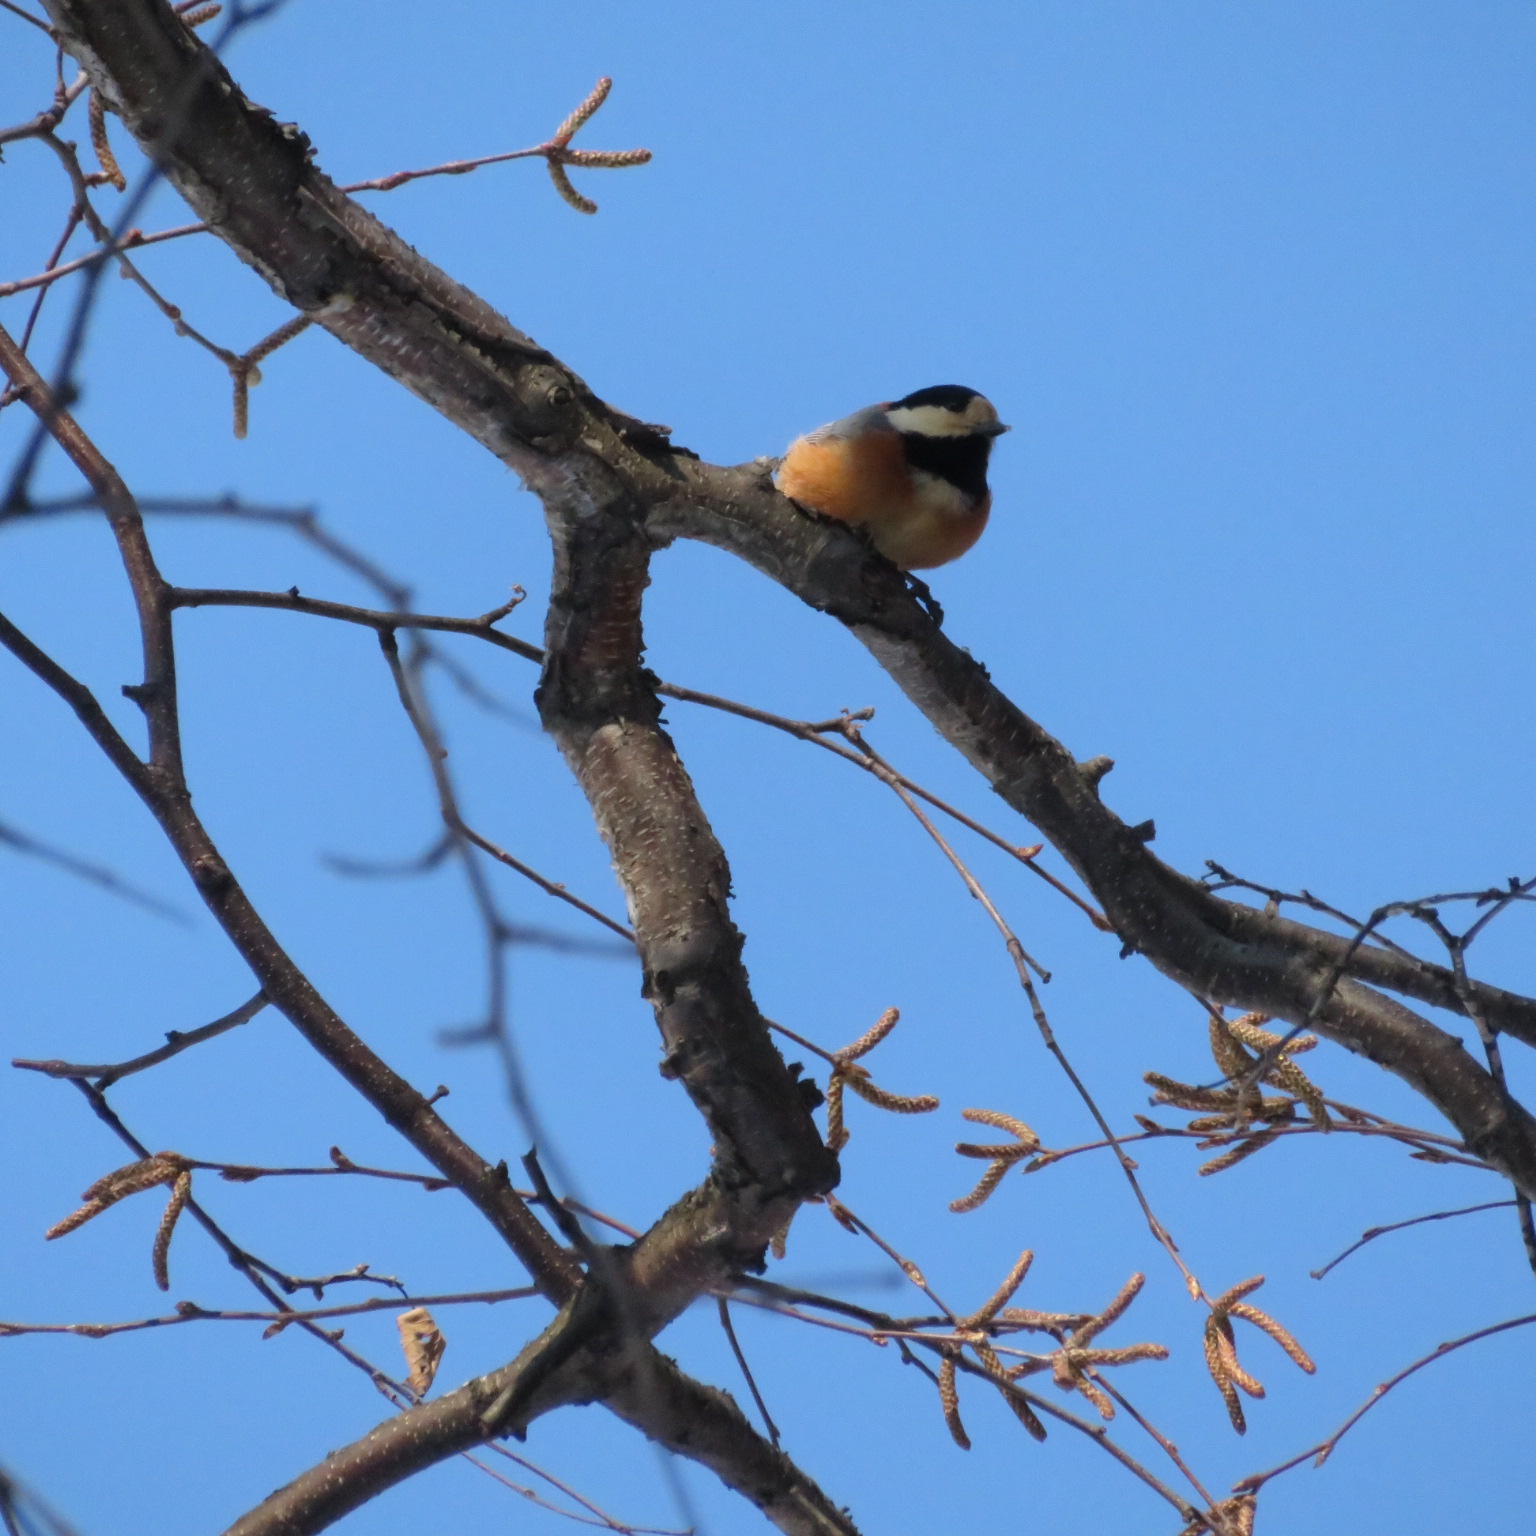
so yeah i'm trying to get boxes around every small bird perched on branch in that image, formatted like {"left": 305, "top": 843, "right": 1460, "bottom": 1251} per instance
{"left": 774, "top": 385, "right": 1010, "bottom": 570}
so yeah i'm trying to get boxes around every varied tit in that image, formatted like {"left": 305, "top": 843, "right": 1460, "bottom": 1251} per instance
{"left": 774, "top": 385, "right": 1010, "bottom": 570}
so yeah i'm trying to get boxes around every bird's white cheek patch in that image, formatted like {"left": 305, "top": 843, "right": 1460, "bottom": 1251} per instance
{"left": 885, "top": 404, "right": 972, "bottom": 437}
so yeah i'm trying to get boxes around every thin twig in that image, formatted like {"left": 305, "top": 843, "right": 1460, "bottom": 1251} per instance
{"left": 732, "top": 1282, "right": 1200, "bottom": 1523}
{"left": 14, "top": 993, "right": 267, "bottom": 1086}
{"left": 1406, "top": 894, "right": 1536, "bottom": 1278}
{"left": 0, "top": 76, "right": 648, "bottom": 308}
{"left": 0, "top": 1287, "right": 541, "bottom": 1340}
{"left": 17, "top": 205, "right": 85, "bottom": 354}
{"left": 660, "top": 682, "right": 1109, "bottom": 930}
{"left": 1237, "top": 1312, "right": 1536, "bottom": 1491}
{"left": 1202, "top": 864, "right": 1420, "bottom": 963}
{"left": 1090, "top": 1376, "right": 1218, "bottom": 1509}
{"left": 1309, "top": 1200, "right": 1517, "bottom": 1281}
{"left": 0, "top": 221, "right": 205, "bottom": 299}
{"left": 0, "top": 0, "right": 52, "bottom": 32}
{"left": 458, "top": 1448, "right": 685, "bottom": 1535}
{"left": 717, "top": 1297, "right": 781, "bottom": 1448}
{"left": 849, "top": 727, "right": 1201, "bottom": 1298}
{"left": 200, "top": 1150, "right": 450, "bottom": 1192}
{"left": 67, "top": 1081, "right": 408, "bottom": 1388}
{"left": 1026, "top": 1116, "right": 1486, "bottom": 1178}
{"left": 162, "top": 585, "right": 1104, "bottom": 930}
{"left": 823, "top": 1196, "right": 958, "bottom": 1323}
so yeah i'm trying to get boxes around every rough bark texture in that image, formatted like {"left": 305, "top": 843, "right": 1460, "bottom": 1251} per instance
{"left": 29, "top": 2, "right": 1536, "bottom": 1532}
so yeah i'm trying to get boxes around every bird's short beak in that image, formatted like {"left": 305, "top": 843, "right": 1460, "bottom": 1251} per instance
{"left": 980, "top": 420, "right": 1011, "bottom": 436}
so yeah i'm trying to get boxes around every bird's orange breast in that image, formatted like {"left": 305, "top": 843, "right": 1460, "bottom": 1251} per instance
{"left": 775, "top": 431, "right": 911, "bottom": 527}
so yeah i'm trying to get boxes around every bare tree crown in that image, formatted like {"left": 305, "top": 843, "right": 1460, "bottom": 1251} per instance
{"left": 3, "top": 5, "right": 1533, "bottom": 1535}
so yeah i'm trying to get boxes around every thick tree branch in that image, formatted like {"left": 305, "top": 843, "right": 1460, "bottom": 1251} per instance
{"left": 220, "top": 1338, "right": 597, "bottom": 1536}
{"left": 1296, "top": 912, "right": 1536, "bottom": 1050}
{"left": 536, "top": 491, "right": 835, "bottom": 1309}
{"left": 600, "top": 1351, "right": 858, "bottom": 1536}
{"left": 223, "top": 1335, "right": 858, "bottom": 1536}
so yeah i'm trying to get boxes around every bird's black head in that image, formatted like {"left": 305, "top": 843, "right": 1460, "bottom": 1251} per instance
{"left": 883, "top": 387, "right": 1009, "bottom": 500}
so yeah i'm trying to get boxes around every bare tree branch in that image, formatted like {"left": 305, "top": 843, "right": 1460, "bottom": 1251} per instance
{"left": 0, "top": 309, "right": 857, "bottom": 1533}
{"left": 0, "top": 1287, "right": 541, "bottom": 1340}
{"left": 1236, "top": 1311, "right": 1536, "bottom": 1492}
{"left": 14, "top": 991, "right": 267, "bottom": 1085}
{"left": 0, "top": 318, "right": 577, "bottom": 1301}
{"left": 218, "top": 1318, "right": 860, "bottom": 1536}
{"left": 42, "top": 0, "right": 1536, "bottom": 1206}
{"left": 1309, "top": 1200, "right": 1518, "bottom": 1280}
{"left": 12, "top": 6, "right": 1534, "bottom": 1532}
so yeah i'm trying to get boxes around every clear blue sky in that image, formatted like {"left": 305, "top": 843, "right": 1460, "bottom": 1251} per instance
{"left": 3, "top": 3, "right": 1534, "bottom": 1533}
